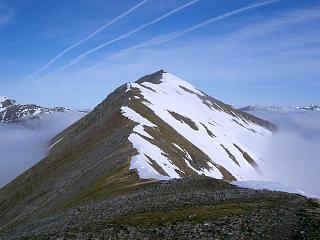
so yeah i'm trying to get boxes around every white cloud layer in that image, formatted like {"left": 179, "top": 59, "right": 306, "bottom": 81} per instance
{"left": 0, "top": 112, "right": 83, "bottom": 188}
{"left": 253, "top": 111, "right": 320, "bottom": 197}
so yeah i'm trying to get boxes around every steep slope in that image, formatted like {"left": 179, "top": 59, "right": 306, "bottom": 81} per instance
{"left": 0, "top": 96, "right": 70, "bottom": 122}
{"left": 122, "top": 70, "right": 274, "bottom": 181}
{"left": 0, "top": 70, "right": 275, "bottom": 233}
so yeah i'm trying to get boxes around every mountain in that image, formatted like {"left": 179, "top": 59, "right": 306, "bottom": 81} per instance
{"left": 121, "top": 70, "right": 276, "bottom": 181}
{"left": 295, "top": 104, "right": 320, "bottom": 111}
{"left": 239, "top": 104, "right": 320, "bottom": 113}
{"left": 0, "top": 70, "right": 318, "bottom": 239}
{"left": 238, "top": 105, "right": 284, "bottom": 112}
{"left": 0, "top": 96, "right": 70, "bottom": 123}
{"left": 50, "top": 69, "right": 275, "bottom": 182}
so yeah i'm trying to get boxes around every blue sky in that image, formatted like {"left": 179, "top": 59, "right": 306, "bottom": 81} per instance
{"left": 0, "top": 0, "right": 319, "bottom": 109}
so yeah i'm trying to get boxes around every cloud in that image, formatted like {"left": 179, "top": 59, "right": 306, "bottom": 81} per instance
{"left": 0, "top": 112, "right": 84, "bottom": 188}
{"left": 253, "top": 111, "right": 320, "bottom": 197}
{"left": 24, "top": 0, "right": 150, "bottom": 81}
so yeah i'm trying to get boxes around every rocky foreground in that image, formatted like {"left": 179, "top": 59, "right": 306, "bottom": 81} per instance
{"left": 0, "top": 176, "right": 319, "bottom": 239}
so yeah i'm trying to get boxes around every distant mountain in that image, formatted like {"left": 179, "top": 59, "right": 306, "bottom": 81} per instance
{"left": 0, "top": 96, "right": 70, "bottom": 123}
{"left": 238, "top": 105, "right": 284, "bottom": 112}
{"left": 295, "top": 104, "right": 320, "bottom": 111}
{"left": 239, "top": 104, "right": 320, "bottom": 113}
{"left": 1, "top": 70, "right": 318, "bottom": 239}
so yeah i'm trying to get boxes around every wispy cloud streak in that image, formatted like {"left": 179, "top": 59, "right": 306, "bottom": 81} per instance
{"left": 111, "top": 0, "right": 282, "bottom": 58}
{"left": 162, "top": 0, "right": 281, "bottom": 40}
{"left": 84, "top": 0, "right": 281, "bottom": 72}
{"left": 53, "top": 0, "right": 200, "bottom": 73}
{"left": 24, "top": 0, "right": 150, "bottom": 81}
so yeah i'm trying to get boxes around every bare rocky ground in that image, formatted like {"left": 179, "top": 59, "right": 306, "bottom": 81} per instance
{"left": 0, "top": 176, "right": 319, "bottom": 239}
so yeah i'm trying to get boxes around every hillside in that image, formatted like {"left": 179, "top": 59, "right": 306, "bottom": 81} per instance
{"left": 0, "top": 70, "right": 318, "bottom": 239}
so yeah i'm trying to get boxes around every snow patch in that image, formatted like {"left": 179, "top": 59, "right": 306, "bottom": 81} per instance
{"left": 121, "top": 106, "right": 182, "bottom": 179}
{"left": 0, "top": 96, "right": 9, "bottom": 102}
{"left": 232, "top": 180, "right": 307, "bottom": 196}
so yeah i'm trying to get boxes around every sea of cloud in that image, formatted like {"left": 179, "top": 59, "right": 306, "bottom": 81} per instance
{"left": 0, "top": 112, "right": 84, "bottom": 188}
{"left": 1, "top": 109, "right": 319, "bottom": 198}
{"left": 251, "top": 110, "right": 320, "bottom": 197}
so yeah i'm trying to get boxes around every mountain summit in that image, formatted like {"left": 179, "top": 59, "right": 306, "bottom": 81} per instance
{"left": 122, "top": 70, "right": 274, "bottom": 181}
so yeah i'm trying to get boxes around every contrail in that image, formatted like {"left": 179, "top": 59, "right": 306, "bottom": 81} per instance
{"left": 114, "top": 0, "right": 282, "bottom": 57}
{"left": 55, "top": 0, "right": 200, "bottom": 72}
{"left": 167, "top": 0, "right": 281, "bottom": 40}
{"left": 24, "top": 0, "right": 150, "bottom": 81}
{"left": 81, "top": 0, "right": 281, "bottom": 73}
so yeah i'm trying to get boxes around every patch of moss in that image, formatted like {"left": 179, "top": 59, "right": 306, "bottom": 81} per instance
{"left": 233, "top": 144, "right": 258, "bottom": 168}
{"left": 168, "top": 111, "right": 199, "bottom": 131}
{"left": 221, "top": 144, "right": 239, "bottom": 166}
{"left": 145, "top": 154, "right": 169, "bottom": 177}
{"left": 200, "top": 123, "right": 216, "bottom": 138}
{"left": 299, "top": 199, "right": 320, "bottom": 239}
{"left": 99, "top": 197, "right": 288, "bottom": 228}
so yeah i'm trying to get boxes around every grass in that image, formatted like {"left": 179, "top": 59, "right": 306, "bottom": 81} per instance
{"left": 300, "top": 199, "right": 320, "bottom": 239}
{"left": 168, "top": 110, "right": 199, "bottom": 131}
{"left": 54, "top": 164, "right": 158, "bottom": 213}
{"left": 94, "top": 196, "right": 289, "bottom": 228}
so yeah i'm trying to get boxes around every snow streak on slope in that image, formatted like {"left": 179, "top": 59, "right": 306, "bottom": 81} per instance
{"left": 121, "top": 106, "right": 181, "bottom": 180}
{"left": 232, "top": 181, "right": 308, "bottom": 196}
{"left": 122, "top": 71, "right": 272, "bottom": 181}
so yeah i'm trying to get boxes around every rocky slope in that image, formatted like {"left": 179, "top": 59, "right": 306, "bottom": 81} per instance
{"left": 1, "top": 70, "right": 318, "bottom": 239}
{"left": 0, "top": 176, "right": 319, "bottom": 239}
{"left": 0, "top": 96, "right": 70, "bottom": 123}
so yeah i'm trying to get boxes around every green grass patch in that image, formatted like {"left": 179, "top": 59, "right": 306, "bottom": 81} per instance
{"left": 101, "top": 198, "right": 284, "bottom": 228}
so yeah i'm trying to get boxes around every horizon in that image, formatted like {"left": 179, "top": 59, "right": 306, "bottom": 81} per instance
{"left": 1, "top": 68, "right": 320, "bottom": 110}
{"left": 1, "top": 0, "right": 320, "bottom": 109}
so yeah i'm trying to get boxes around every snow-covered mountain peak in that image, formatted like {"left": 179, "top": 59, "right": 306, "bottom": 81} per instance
{"left": 0, "top": 96, "right": 16, "bottom": 104}
{"left": 0, "top": 96, "right": 16, "bottom": 111}
{"left": 122, "top": 70, "right": 274, "bottom": 181}
{"left": 0, "top": 97, "right": 70, "bottom": 123}
{"left": 0, "top": 96, "right": 8, "bottom": 102}
{"left": 134, "top": 70, "right": 203, "bottom": 96}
